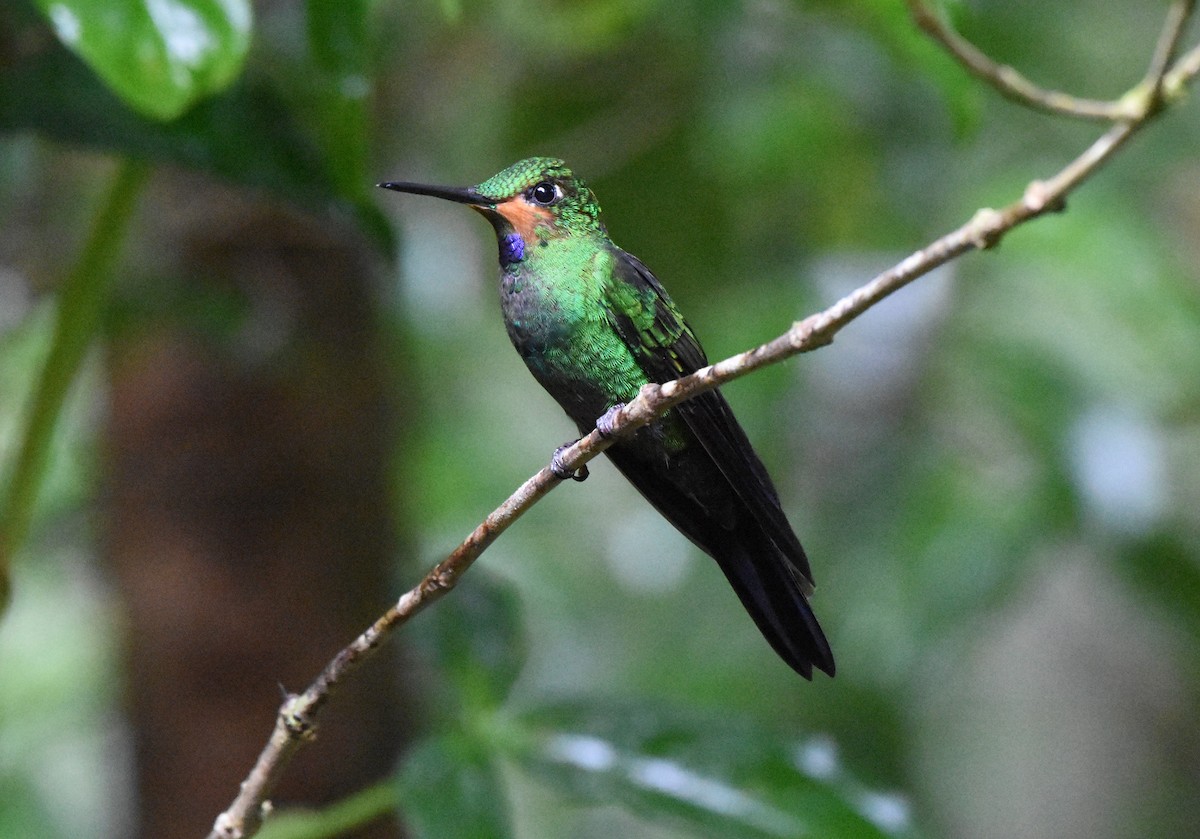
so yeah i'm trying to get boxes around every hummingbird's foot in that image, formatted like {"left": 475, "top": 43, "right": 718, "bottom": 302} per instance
{"left": 596, "top": 403, "right": 626, "bottom": 438}
{"left": 551, "top": 443, "right": 589, "bottom": 482}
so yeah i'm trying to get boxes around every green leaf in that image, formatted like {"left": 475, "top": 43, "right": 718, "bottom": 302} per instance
{"left": 34, "top": 0, "right": 252, "bottom": 120}
{"left": 512, "top": 701, "right": 921, "bottom": 839}
{"left": 256, "top": 782, "right": 396, "bottom": 839}
{"left": 3, "top": 3, "right": 393, "bottom": 250}
{"left": 396, "top": 733, "right": 514, "bottom": 839}
{"left": 0, "top": 34, "right": 331, "bottom": 206}
{"left": 417, "top": 571, "right": 527, "bottom": 711}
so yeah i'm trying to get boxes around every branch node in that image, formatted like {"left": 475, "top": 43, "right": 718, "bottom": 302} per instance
{"left": 967, "top": 207, "right": 1006, "bottom": 249}
{"left": 789, "top": 314, "right": 832, "bottom": 351}
{"left": 281, "top": 696, "right": 317, "bottom": 741}
{"left": 425, "top": 566, "right": 457, "bottom": 593}
{"left": 631, "top": 382, "right": 664, "bottom": 415}
{"left": 1022, "top": 180, "right": 1067, "bottom": 215}
{"left": 1115, "top": 85, "right": 1153, "bottom": 121}
{"left": 211, "top": 813, "right": 241, "bottom": 839}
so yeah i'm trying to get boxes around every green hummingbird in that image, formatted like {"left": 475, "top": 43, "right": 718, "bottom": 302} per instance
{"left": 380, "top": 158, "right": 834, "bottom": 679}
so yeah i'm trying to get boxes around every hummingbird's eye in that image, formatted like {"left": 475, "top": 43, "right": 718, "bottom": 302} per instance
{"left": 529, "top": 181, "right": 559, "bottom": 206}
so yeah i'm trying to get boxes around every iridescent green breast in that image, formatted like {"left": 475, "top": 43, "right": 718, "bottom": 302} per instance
{"left": 498, "top": 240, "right": 650, "bottom": 427}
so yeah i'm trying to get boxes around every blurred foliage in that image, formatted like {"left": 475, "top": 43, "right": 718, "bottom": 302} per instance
{"left": 3, "top": 0, "right": 1200, "bottom": 838}
{"left": 393, "top": 573, "right": 922, "bottom": 839}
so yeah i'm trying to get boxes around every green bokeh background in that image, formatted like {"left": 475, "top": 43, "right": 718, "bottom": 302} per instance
{"left": 2, "top": 1, "right": 1200, "bottom": 837}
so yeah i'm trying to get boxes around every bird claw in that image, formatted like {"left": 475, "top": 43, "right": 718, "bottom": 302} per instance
{"left": 551, "top": 443, "right": 589, "bottom": 482}
{"left": 596, "top": 402, "right": 626, "bottom": 438}
{"left": 548, "top": 403, "right": 625, "bottom": 481}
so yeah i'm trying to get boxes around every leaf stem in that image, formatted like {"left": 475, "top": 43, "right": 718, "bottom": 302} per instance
{"left": 0, "top": 157, "right": 149, "bottom": 607}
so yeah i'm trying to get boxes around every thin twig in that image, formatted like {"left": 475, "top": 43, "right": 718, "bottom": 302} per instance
{"left": 207, "top": 11, "right": 1200, "bottom": 839}
{"left": 906, "top": 0, "right": 1142, "bottom": 121}
{"left": 1167, "top": 40, "right": 1200, "bottom": 94}
{"left": 1146, "top": 0, "right": 1196, "bottom": 88}
{"left": 209, "top": 469, "right": 562, "bottom": 839}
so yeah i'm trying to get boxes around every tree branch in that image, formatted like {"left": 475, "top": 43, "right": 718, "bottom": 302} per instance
{"left": 207, "top": 6, "right": 1200, "bottom": 837}
{"left": 905, "top": 0, "right": 1192, "bottom": 122}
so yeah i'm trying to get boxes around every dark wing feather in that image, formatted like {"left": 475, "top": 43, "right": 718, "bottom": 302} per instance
{"left": 604, "top": 248, "right": 816, "bottom": 590}
{"left": 599, "top": 444, "right": 830, "bottom": 678}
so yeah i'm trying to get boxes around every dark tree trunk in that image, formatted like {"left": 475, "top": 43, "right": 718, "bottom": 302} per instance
{"left": 105, "top": 173, "right": 415, "bottom": 838}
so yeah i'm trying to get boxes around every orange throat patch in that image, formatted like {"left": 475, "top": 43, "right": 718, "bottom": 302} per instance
{"left": 493, "top": 197, "right": 554, "bottom": 242}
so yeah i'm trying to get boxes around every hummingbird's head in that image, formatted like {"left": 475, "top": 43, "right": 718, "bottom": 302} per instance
{"left": 473, "top": 157, "right": 602, "bottom": 238}
{"left": 380, "top": 157, "right": 604, "bottom": 267}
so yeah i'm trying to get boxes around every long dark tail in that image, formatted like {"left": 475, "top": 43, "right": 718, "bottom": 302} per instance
{"left": 712, "top": 524, "right": 835, "bottom": 679}
{"left": 601, "top": 444, "right": 834, "bottom": 678}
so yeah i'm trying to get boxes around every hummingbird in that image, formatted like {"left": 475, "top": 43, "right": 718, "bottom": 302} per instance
{"left": 380, "top": 158, "right": 834, "bottom": 679}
